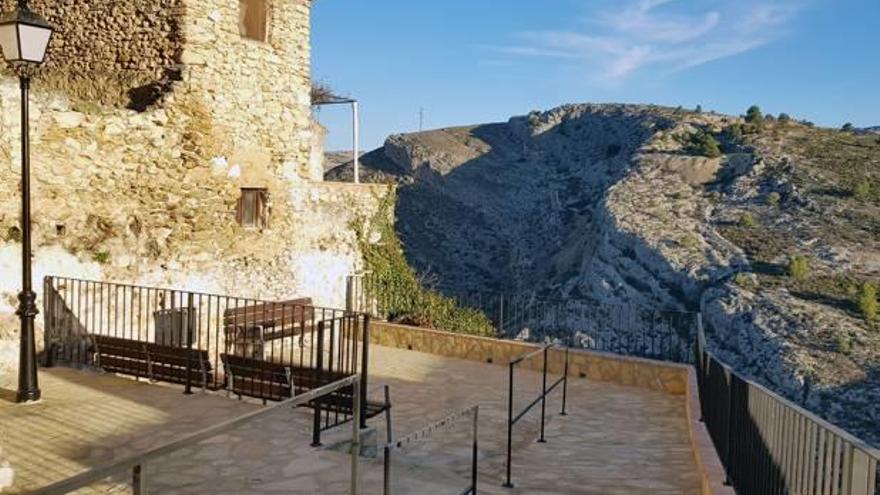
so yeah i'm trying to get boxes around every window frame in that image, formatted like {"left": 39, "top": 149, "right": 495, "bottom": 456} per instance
{"left": 239, "top": 0, "right": 270, "bottom": 43}
{"left": 237, "top": 188, "right": 269, "bottom": 230}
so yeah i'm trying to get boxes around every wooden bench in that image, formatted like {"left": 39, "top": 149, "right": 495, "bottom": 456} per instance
{"left": 223, "top": 298, "right": 315, "bottom": 356}
{"left": 220, "top": 353, "right": 386, "bottom": 420}
{"left": 92, "top": 335, "right": 214, "bottom": 391}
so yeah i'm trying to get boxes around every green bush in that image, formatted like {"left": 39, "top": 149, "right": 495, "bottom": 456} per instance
{"left": 852, "top": 179, "right": 871, "bottom": 201}
{"left": 858, "top": 282, "right": 878, "bottom": 322}
{"left": 688, "top": 130, "right": 722, "bottom": 158}
{"left": 788, "top": 255, "right": 810, "bottom": 280}
{"left": 734, "top": 272, "right": 753, "bottom": 287}
{"left": 778, "top": 113, "right": 791, "bottom": 122}
{"left": 745, "top": 105, "right": 764, "bottom": 125}
{"left": 680, "top": 234, "right": 699, "bottom": 250}
{"left": 723, "top": 123, "right": 744, "bottom": 142}
{"left": 92, "top": 251, "right": 111, "bottom": 264}
{"left": 841, "top": 122, "right": 855, "bottom": 132}
{"left": 766, "top": 192, "right": 781, "bottom": 207}
{"left": 835, "top": 334, "right": 853, "bottom": 354}
{"left": 352, "top": 190, "right": 495, "bottom": 336}
{"left": 739, "top": 212, "right": 757, "bottom": 228}
{"left": 695, "top": 104, "right": 703, "bottom": 114}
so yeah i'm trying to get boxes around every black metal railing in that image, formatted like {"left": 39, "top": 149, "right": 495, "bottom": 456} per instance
{"left": 696, "top": 320, "right": 880, "bottom": 495}
{"left": 503, "top": 344, "right": 569, "bottom": 488}
{"left": 347, "top": 274, "right": 697, "bottom": 363}
{"left": 32, "top": 374, "right": 364, "bottom": 495}
{"left": 382, "top": 405, "right": 480, "bottom": 495}
{"left": 43, "top": 276, "right": 372, "bottom": 435}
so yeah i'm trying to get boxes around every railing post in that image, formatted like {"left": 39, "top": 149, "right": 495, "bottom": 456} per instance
{"left": 184, "top": 292, "right": 194, "bottom": 395}
{"left": 503, "top": 362, "right": 514, "bottom": 488}
{"left": 498, "top": 294, "right": 504, "bottom": 336}
{"left": 561, "top": 347, "right": 569, "bottom": 416}
{"left": 724, "top": 369, "right": 735, "bottom": 486}
{"left": 43, "top": 276, "right": 54, "bottom": 367}
{"left": 312, "top": 321, "right": 326, "bottom": 447}
{"left": 472, "top": 406, "right": 479, "bottom": 495}
{"left": 360, "top": 314, "right": 371, "bottom": 428}
{"left": 383, "top": 385, "right": 393, "bottom": 495}
{"left": 351, "top": 376, "right": 362, "bottom": 495}
{"left": 538, "top": 346, "right": 548, "bottom": 443}
{"left": 845, "top": 449, "right": 872, "bottom": 495}
{"left": 132, "top": 463, "right": 145, "bottom": 495}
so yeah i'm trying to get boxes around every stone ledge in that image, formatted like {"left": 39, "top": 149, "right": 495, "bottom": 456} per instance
{"left": 685, "top": 367, "right": 736, "bottom": 495}
{"left": 368, "top": 320, "right": 689, "bottom": 395}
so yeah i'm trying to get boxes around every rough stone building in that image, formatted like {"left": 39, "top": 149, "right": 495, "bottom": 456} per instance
{"left": 0, "top": 0, "right": 388, "bottom": 374}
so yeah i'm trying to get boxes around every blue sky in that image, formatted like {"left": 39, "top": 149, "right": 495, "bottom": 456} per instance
{"left": 312, "top": 0, "right": 879, "bottom": 151}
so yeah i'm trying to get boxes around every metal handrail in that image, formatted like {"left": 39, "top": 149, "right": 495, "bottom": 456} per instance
{"left": 48, "top": 275, "right": 367, "bottom": 316}
{"left": 382, "top": 405, "right": 480, "bottom": 495}
{"left": 696, "top": 317, "right": 879, "bottom": 495}
{"left": 33, "top": 375, "right": 363, "bottom": 495}
{"left": 503, "top": 343, "right": 569, "bottom": 488}
{"left": 706, "top": 346, "right": 880, "bottom": 457}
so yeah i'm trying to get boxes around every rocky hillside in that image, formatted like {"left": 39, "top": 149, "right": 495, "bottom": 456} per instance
{"left": 327, "top": 103, "right": 880, "bottom": 447}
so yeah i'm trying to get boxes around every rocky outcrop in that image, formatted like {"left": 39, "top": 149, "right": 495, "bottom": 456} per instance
{"left": 334, "top": 103, "right": 880, "bottom": 447}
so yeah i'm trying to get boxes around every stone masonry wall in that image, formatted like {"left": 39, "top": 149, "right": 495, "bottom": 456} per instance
{"left": 182, "top": 0, "right": 320, "bottom": 182}
{"left": 0, "top": 0, "right": 184, "bottom": 108}
{"left": 0, "top": 0, "right": 390, "bottom": 380}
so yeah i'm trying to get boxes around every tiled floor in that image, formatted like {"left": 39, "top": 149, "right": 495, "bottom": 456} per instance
{"left": 0, "top": 345, "right": 701, "bottom": 494}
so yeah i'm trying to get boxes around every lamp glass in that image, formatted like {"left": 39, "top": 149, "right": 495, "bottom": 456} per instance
{"left": 18, "top": 23, "right": 52, "bottom": 62}
{"left": 0, "top": 22, "right": 19, "bottom": 60}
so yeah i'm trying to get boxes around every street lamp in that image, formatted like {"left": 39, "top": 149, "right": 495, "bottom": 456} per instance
{"left": 0, "top": 0, "right": 54, "bottom": 403}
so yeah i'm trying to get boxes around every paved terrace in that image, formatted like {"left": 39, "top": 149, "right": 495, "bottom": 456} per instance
{"left": 0, "top": 344, "right": 702, "bottom": 494}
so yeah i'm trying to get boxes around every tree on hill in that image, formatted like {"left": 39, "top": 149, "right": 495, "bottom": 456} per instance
{"left": 778, "top": 113, "right": 791, "bottom": 122}
{"left": 745, "top": 105, "right": 764, "bottom": 125}
{"left": 842, "top": 122, "right": 855, "bottom": 132}
{"left": 688, "top": 130, "right": 722, "bottom": 158}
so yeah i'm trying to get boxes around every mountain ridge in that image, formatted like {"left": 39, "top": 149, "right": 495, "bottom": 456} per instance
{"left": 327, "top": 102, "right": 880, "bottom": 446}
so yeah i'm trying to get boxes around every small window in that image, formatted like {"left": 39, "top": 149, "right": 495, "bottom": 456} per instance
{"left": 239, "top": 0, "right": 269, "bottom": 42}
{"left": 237, "top": 188, "right": 269, "bottom": 229}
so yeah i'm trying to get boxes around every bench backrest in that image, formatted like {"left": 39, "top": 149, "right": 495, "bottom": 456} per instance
{"left": 222, "top": 298, "right": 314, "bottom": 327}
{"left": 93, "top": 335, "right": 211, "bottom": 370}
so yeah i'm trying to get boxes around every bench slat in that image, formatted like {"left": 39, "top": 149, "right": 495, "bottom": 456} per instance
{"left": 98, "top": 357, "right": 213, "bottom": 385}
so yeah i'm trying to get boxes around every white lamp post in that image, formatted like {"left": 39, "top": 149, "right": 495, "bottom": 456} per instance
{"left": 0, "top": 0, "right": 54, "bottom": 403}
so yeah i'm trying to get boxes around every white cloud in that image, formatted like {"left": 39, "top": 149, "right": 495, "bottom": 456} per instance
{"left": 496, "top": 0, "right": 803, "bottom": 84}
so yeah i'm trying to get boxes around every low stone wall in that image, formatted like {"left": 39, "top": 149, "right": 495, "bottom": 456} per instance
{"left": 685, "top": 368, "right": 736, "bottom": 495}
{"left": 369, "top": 321, "right": 687, "bottom": 395}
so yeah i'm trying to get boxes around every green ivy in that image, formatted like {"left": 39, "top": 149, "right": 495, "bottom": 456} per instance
{"left": 352, "top": 189, "right": 495, "bottom": 336}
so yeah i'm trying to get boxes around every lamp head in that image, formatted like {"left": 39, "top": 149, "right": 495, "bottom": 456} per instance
{"left": 0, "top": 1, "right": 54, "bottom": 66}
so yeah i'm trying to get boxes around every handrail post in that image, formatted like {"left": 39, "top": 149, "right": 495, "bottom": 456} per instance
{"left": 383, "top": 385, "right": 392, "bottom": 495}
{"left": 472, "top": 406, "right": 479, "bottom": 495}
{"left": 538, "top": 346, "right": 548, "bottom": 443}
{"left": 312, "top": 321, "right": 326, "bottom": 447}
{"left": 351, "top": 376, "right": 362, "bottom": 495}
{"left": 503, "top": 362, "right": 514, "bottom": 488}
{"left": 184, "top": 292, "right": 194, "bottom": 395}
{"left": 360, "top": 314, "right": 371, "bottom": 428}
{"left": 561, "top": 347, "right": 569, "bottom": 416}
{"left": 132, "top": 463, "right": 145, "bottom": 495}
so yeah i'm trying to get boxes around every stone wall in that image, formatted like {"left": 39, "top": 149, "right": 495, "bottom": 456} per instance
{"left": 369, "top": 320, "right": 689, "bottom": 395}
{"left": 0, "top": 0, "right": 184, "bottom": 108}
{"left": 0, "top": 0, "right": 392, "bottom": 380}
{"left": 182, "top": 0, "right": 319, "bottom": 182}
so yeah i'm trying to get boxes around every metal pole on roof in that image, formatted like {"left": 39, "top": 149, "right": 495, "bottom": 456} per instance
{"left": 353, "top": 101, "right": 360, "bottom": 184}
